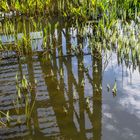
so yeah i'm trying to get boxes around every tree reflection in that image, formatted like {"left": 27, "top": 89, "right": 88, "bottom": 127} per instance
{"left": 0, "top": 18, "right": 102, "bottom": 140}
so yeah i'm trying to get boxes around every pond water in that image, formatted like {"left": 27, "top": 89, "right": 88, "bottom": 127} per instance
{"left": 0, "top": 17, "right": 140, "bottom": 140}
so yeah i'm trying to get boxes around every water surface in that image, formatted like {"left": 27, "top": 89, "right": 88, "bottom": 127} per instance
{"left": 0, "top": 17, "right": 140, "bottom": 140}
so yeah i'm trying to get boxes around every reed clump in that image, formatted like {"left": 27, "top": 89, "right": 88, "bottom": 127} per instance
{"left": 0, "top": 0, "right": 139, "bottom": 19}
{"left": 13, "top": 74, "right": 36, "bottom": 126}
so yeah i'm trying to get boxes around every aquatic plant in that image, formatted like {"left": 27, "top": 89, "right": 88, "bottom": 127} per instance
{"left": 0, "top": 111, "right": 12, "bottom": 127}
{"left": 13, "top": 74, "right": 36, "bottom": 126}
{"left": 112, "top": 80, "right": 117, "bottom": 96}
{"left": 107, "top": 84, "right": 110, "bottom": 92}
{"left": 0, "top": 0, "right": 139, "bottom": 19}
{"left": 63, "top": 106, "right": 68, "bottom": 115}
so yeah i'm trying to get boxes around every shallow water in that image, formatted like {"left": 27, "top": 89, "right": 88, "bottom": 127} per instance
{"left": 0, "top": 18, "right": 140, "bottom": 140}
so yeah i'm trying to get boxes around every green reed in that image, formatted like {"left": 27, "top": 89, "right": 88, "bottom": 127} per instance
{"left": 0, "top": 74, "right": 36, "bottom": 127}
{"left": 0, "top": 0, "right": 139, "bottom": 19}
{"left": 0, "top": 110, "right": 12, "bottom": 127}
{"left": 13, "top": 74, "right": 36, "bottom": 126}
